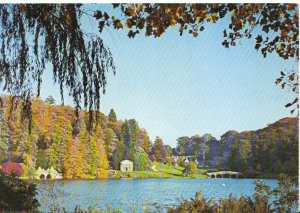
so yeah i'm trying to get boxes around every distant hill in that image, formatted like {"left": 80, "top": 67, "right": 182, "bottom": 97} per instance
{"left": 174, "top": 117, "right": 298, "bottom": 177}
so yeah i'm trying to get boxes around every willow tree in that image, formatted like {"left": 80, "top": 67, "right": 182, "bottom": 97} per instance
{"left": 0, "top": 4, "right": 115, "bottom": 123}
{"left": 95, "top": 3, "right": 299, "bottom": 114}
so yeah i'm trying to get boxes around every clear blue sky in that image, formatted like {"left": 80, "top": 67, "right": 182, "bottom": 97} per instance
{"left": 39, "top": 4, "right": 298, "bottom": 146}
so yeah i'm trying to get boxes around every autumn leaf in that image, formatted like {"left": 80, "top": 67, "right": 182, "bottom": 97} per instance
{"left": 255, "top": 43, "right": 261, "bottom": 50}
{"left": 136, "top": 19, "right": 145, "bottom": 29}
{"left": 113, "top": 20, "right": 123, "bottom": 29}
{"left": 93, "top": 11, "right": 102, "bottom": 19}
{"left": 255, "top": 35, "right": 262, "bottom": 43}
{"left": 104, "top": 12, "right": 109, "bottom": 20}
{"left": 112, "top": 4, "right": 120, "bottom": 9}
{"left": 289, "top": 74, "right": 295, "bottom": 81}
{"left": 135, "top": 4, "right": 143, "bottom": 14}
{"left": 125, "top": 7, "right": 136, "bottom": 17}
{"left": 285, "top": 103, "right": 292, "bottom": 108}
{"left": 98, "top": 21, "right": 105, "bottom": 32}
{"left": 275, "top": 78, "right": 282, "bottom": 84}
{"left": 19, "top": 4, "right": 27, "bottom": 12}
{"left": 170, "top": 18, "right": 177, "bottom": 26}
{"left": 277, "top": 45, "right": 283, "bottom": 51}
{"left": 125, "top": 19, "right": 133, "bottom": 29}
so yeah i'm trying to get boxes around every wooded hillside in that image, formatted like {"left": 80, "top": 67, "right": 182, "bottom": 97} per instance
{"left": 174, "top": 117, "right": 298, "bottom": 176}
{"left": 0, "top": 96, "right": 298, "bottom": 178}
{"left": 0, "top": 96, "right": 151, "bottom": 178}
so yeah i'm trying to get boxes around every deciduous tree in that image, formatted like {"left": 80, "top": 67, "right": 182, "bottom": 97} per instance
{"left": 153, "top": 137, "right": 167, "bottom": 163}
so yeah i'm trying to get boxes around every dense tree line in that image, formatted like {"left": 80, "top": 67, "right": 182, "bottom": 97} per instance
{"left": 174, "top": 118, "right": 298, "bottom": 176}
{"left": 0, "top": 95, "right": 297, "bottom": 178}
{"left": 0, "top": 96, "right": 152, "bottom": 178}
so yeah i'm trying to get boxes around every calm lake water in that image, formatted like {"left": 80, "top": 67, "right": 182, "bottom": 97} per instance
{"left": 37, "top": 178, "right": 278, "bottom": 212}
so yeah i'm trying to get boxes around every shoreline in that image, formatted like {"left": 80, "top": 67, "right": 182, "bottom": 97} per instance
{"left": 22, "top": 175, "right": 284, "bottom": 181}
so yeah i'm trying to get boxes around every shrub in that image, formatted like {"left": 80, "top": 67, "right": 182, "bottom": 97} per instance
{"left": 2, "top": 161, "right": 22, "bottom": 176}
{"left": 0, "top": 173, "right": 39, "bottom": 212}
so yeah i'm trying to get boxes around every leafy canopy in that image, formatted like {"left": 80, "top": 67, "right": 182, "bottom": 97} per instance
{"left": 96, "top": 4, "right": 298, "bottom": 59}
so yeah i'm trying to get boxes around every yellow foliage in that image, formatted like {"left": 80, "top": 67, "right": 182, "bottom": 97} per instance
{"left": 170, "top": 18, "right": 177, "bottom": 26}
{"left": 97, "top": 168, "right": 109, "bottom": 179}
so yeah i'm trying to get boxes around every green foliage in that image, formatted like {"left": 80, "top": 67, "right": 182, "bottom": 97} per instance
{"left": 182, "top": 162, "right": 197, "bottom": 178}
{"left": 45, "top": 96, "right": 56, "bottom": 105}
{"left": 177, "top": 157, "right": 186, "bottom": 168}
{"left": 0, "top": 96, "right": 297, "bottom": 180}
{"left": 36, "top": 149, "right": 50, "bottom": 169}
{"left": 113, "top": 140, "right": 125, "bottom": 170}
{"left": 49, "top": 116, "right": 72, "bottom": 172}
{"left": 140, "top": 130, "right": 152, "bottom": 154}
{"left": 74, "top": 123, "right": 89, "bottom": 178}
{"left": 153, "top": 137, "right": 167, "bottom": 162}
{"left": 0, "top": 111, "right": 8, "bottom": 163}
{"left": 228, "top": 136, "right": 239, "bottom": 171}
{"left": 120, "top": 120, "right": 130, "bottom": 159}
{"left": 0, "top": 97, "right": 158, "bottom": 179}
{"left": 176, "top": 136, "right": 190, "bottom": 156}
{"left": 108, "top": 109, "right": 117, "bottom": 122}
{"left": 189, "top": 162, "right": 198, "bottom": 178}
{"left": 164, "top": 145, "right": 173, "bottom": 156}
{"left": 105, "top": 128, "right": 114, "bottom": 157}
{"left": 134, "top": 149, "right": 150, "bottom": 171}
{"left": 170, "top": 117, "right": 298, "bottom": 178}
{"left": 87, "top": 135, "right": 102, "bottom": 176}
{"left": 0, "top": 173, "right": 39, "bottom": 212}
{"left": 111, "top": 119, "right": 151, "bottom": 171}
{"left": 128, "top": 121, "right": 140, "bottom": 168}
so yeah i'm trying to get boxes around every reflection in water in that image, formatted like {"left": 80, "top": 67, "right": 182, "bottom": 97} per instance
{"left": 37, "top": 178, "right": 277, "bottom": 212}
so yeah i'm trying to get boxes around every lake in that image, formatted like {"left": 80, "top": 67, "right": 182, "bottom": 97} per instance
{"left": 37, "top": 178, "right": 278, "bottom": 212}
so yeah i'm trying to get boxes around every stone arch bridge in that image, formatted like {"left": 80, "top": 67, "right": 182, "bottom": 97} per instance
{"left": 35, "top": 167, "right": 62, "bottom": 180}
{"left": 207, "top": 171, "right": 241, "bottom": 178}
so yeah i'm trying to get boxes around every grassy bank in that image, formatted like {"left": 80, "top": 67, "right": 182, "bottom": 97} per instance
{"left": 110, "top": 162, "right": 207, "bottom": 179}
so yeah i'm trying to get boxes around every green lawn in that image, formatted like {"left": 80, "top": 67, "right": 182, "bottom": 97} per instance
{"left": 110, "top": 162, "right": 207, "bottom": 179}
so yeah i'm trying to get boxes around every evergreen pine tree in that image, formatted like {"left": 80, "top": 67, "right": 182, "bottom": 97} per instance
{"left": 108, "top": 109, "right": 117, "bottom": 122}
